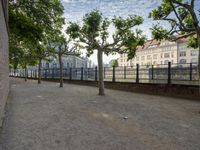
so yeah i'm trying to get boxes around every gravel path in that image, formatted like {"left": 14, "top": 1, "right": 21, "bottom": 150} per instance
{"left": 0, "top": 78, "right": 200, "bottom": 150}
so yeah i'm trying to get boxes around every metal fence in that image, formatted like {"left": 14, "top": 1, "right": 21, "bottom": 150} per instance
{"left": 9, "top": 62, "right": 199, "bottom": 85}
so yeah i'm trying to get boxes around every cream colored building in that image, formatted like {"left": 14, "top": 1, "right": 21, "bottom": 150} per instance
{"left": 118, "top": 37, "right": 199, "bottom": 67}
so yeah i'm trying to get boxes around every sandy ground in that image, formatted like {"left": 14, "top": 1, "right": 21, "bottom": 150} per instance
{"left": 0, "top": 78, "right": 200, "bottom": 150}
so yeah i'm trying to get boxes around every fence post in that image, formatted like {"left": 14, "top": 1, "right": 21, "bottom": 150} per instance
{"left": 87, "top": 68, "right": 90, "bottom": 80}
{"left": 189, "top": 63, "right": 192, "bottom": 81}
{"left": 81, "top": 67, "right": 83, "bottom": 80}
{"left": 104, "top": 67, "right": 106, "bottom": 78}
{"left": 151, "top": 65, "right": 154, "bottom": 80}
{"left": 31, "top": 70, "right": 33, "bottom": 79}
{"left": 35, "top": 69, "right": 37, "bottom": 78}
{"left": 70, "top": 68, "right": 72, "bottom": 80}
{"left": 168, "top": 62, "right": 171, "bottom": 84}
{"left": 95, "top": 67, "right": 97, "bottom": 81}
{"left": 124, "top": 66, "right": 126, "bottom": 79}
{"left": 44, "top": 69, "right": 47, "bottom": 79}
{"left": 136, "top": 64, "right": 139, "bottom": 83}
{"left": 52, "top": 68, "right": 54, "bottom": 79}
{"left": 112, "top": 66, "right": 116, "bottom": 82}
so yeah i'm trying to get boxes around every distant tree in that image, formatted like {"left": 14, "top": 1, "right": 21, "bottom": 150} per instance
{"left": 50, "top": 34, "right": 81, "bottom": 87}
{"left": 67, "top": 10, "right": 146, "bottom": 95}
{"left": 109, "top": 59, "right": 119, "bottom": 67}
{"left": 149, "top": 0, "right": 200, "bottom": 82}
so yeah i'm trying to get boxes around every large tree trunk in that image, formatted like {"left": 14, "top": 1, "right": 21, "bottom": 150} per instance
{"left": 59, "top": 52, "right": 63, "bottom": 87}
{"left": 38, "top": 59, "right": 42, "bottom": 84}
{"left": 24, "top": 63, "right": 27, "bottom": 82}
{"left": 97, "top": 50, "right": 105, "bottom": 96}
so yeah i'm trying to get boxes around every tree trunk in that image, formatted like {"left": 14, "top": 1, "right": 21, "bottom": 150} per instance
{"left": 38, "top": 59, "right": 42, "bottom": 84}
{"left": 59, "top": 52, "right": 63, "bottom": 87}
{"left": 14, "top": 69, "right": 16, "bottom": 77}
{"left": 25, "top": 63, "right": 27, "bottom": 82}
{"left": 97, "top": 50, "right": 105, "bottom": 96}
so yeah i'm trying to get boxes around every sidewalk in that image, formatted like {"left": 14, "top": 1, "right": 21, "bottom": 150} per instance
{"left": 0, "top": 78, "right": 200, "bottom": 150}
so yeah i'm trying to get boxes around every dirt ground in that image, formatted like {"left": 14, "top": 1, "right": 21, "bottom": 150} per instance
{"left": 0, "top": 78, "right": 200, "bottom": 150}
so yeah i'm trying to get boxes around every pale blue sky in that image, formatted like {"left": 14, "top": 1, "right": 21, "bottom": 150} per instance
{"left": 61, "top": 0, "right": 200, "bottom": 65}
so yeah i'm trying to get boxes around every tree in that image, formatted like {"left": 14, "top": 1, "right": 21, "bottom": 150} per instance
{"left": 109, "top": 59, "right": 119, "bottom": 67}
{"left": 51, "top": 34, "right": 81, "bottom": 87}
{"left": 9, "top": 0, "right": 65, "bottom": 84}
{"left": 67, "top": 10, "right": 146, "bottom": 95}
{"left": 9, "top": 34, "right": 38, "bottom": 80}
{"left": 149, "top": 0, "right": 200, "bottom": 85}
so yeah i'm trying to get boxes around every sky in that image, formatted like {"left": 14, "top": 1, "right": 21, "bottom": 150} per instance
{"left": 60, "top": 0, "right": 198, "bottom": 65}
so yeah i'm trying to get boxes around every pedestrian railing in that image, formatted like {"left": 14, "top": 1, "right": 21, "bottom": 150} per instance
{"left": 9, "top": 62, "right": 199, "bottom": 86}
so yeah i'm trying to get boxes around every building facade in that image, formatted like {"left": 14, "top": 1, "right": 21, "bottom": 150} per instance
{"left": 41, "top": 55, "right": 93, "bottom": 69}
{"left": 0, "top": 0, "right": 9, "bottom": 126}
{"left": 118, "top": 37, "right": 199, "bottom": 67}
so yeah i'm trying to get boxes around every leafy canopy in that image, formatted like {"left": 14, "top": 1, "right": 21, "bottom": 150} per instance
{"left": 149, "top": 0, "right": 200, "bottom": 49}
{"left": 9, "top": 0, "right": 65, "bottom": 67}
{"left": 67, "top": 10, "right": 146, "bottom": 60}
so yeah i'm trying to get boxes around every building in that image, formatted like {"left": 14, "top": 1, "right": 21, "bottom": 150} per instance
{"left": 41, "top": 55, "right": 93, "bottom": 69}
{"left": 118, "top": 37, "right": 199, "bottom": 67}
{"left": 0, "top": 0, "right": 9, "bottom": 126}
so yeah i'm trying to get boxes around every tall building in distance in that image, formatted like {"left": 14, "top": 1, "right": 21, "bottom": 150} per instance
{"left": 118, "top": 37, "right": 199, "bottom": 67}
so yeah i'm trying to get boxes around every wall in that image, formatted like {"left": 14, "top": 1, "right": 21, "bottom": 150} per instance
{"left": 0, "top": 0, "right": 9, "bottom": 127}
{"left": 38, "top": 78, "right": 200, "bottom": 100}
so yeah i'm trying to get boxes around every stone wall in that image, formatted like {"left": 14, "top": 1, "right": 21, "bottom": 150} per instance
{"left": 0, "top": 0, "right": 9, "bottom": 127}
{"left": 38, "top": 78, "right": 200, "bottom": 100}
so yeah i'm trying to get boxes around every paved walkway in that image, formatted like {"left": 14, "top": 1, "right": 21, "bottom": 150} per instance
{"left": 0, "top": 78, "right": 200, "bottom": 150}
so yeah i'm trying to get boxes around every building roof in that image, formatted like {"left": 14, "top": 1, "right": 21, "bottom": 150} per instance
{"left": 137, "top": 35, "right": 190, "bottom": 51}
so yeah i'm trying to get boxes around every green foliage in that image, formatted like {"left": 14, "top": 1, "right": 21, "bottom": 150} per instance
{"left": 9, "top": 0, "right": 65, "bottom": 68}
{"left": 149, "top": 0, "right": 199, "bottom": 49}
{"left": 109, "top": 59, "right": 118, "bottom": 67}
{"left": 188, "top": 35, "right": 198, "bottom": 49}
{"left": 66, "top": 22, "right": 81, "bottom": 39}
{"left": 150, "top": 24, "right": 170, "bottom": 41}
{"left": 67, "top": 10, "right": 146, "bottom": 59}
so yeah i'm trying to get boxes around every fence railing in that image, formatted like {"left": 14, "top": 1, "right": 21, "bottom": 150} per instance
{"left": 9, "top": 62, "right": 199, "bottom": 86}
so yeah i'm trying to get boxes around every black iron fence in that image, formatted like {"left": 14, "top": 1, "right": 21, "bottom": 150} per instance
{"left": 10, "top": 62, "right": 199, "bottom": 85}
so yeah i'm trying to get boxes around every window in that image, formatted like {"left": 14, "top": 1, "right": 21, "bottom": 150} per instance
{"left": 191, "top": 50, "right": 198, "bottom": 56}
{"left": 164, "top": 53, "right": 170, "bottom": 58}
{"left": 161, "top": 53, "right": 163, "bottom": 58}
{"left": 180, "top": 59, "right": 187, "bottom": 64}
{"left": 147, "top": 55, "right": 151, "bottom": 60}
{"left": 191, "top": 58, "right": 198, "bottom": 64}
{"left": 153, "top": 54, "right": 157, "bottom": 59}
{"left": 171, "top": 52, "right": 174, "bottom": 58}
{"left": 141, "top": 56, "right": 145, "bottom": 60}
{"left": 147, "top": 62, "right": 151, "bottom": 65}
{"left": 179, "top": 51, "right": 186, "bottom": 57}
{"left": 164, "top": 60, "right": 169, "bottom": 64}
{"left": 136, "top": 57, "right": 139, "bottom": 61}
